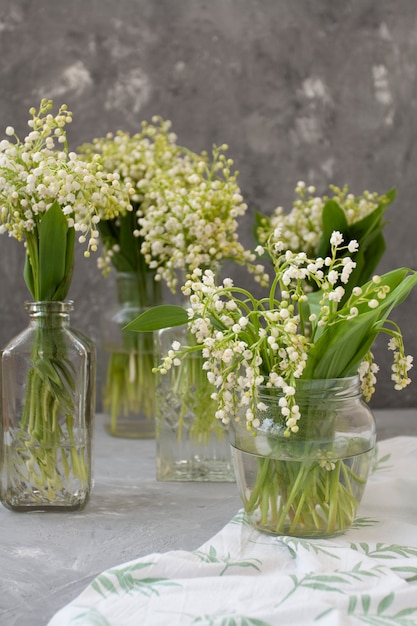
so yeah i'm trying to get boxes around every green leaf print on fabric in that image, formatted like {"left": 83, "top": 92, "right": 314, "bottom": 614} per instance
{"left": 69, "top": 608, "right": 112, "bottom": 626}
{"left": 350, "top": 543, "right": 417, "bottom": 560}
{"left": 191, "top": 613, "right": 273, "bottom": 626}
{"left": 391, "top": 566, "right": 417, "bottom": 582}
{"left": 193, "top": 545, "right": 262, "bottom": 576}
{"left": 346, "top": 593, "right": 417, "bottom": 625}
{"left": 277, "top": 563, "right": 388, "bottom": 608}
{"left": 351, "top": 517, "right": 380, "bottom": 529}
{"left": 90, "top": 562, "right": 181, "bottom": 598}
{"left": 371, "top": 449, "right": 392, "bottom": 474}
{"left": 279, "top": 536, "right": 342, "bottom": 560}
{"left": 229, "top": 511, "right": 252, "bottom": 527}
{"left": 364, "top": 542, "right": 417, "bottom": 583}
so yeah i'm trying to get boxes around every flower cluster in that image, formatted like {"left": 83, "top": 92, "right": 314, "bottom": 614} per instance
{"left": 256, "top": 181, "right": 393, "bottom": 258}
{"left": 0, "top": 99, "right": 131, "bottom": 257}
{"left": 80, "top": 117, "right": 268, "bottom": 291}
{"left": 152, "top": 231, "right": 415, "bottom": 436}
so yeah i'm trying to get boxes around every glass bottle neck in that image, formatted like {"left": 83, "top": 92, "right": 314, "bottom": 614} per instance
{"left": 115, "top": 271, "right": 162, "bottom": 309}
{"left": 25, "top": 301, "right": 73, "bottom": 328}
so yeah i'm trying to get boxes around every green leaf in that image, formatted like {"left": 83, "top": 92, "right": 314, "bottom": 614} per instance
{"left": 316, "top": 200, "right": 349, "bottom": 258}
{"left": 301, "top": 582, "right": 345, "bottom": 593}
{"left": 23, "top": 231, "right": 39, "bottom": 300}
{"left": 394, "top": 607, "right": 417, "bottom": 618}
{"left": 53, "top": 226, "right": 75, "bottom": 301}
{"left": 119, "top": 210, "right": 141, "bottom": 270}
{"left": 391, "top": 566, "right": 417, "bottom": 582}
{"left": 98, "top": 207, "right": 148, "bottom": 274}
{"left": 348, "top": 596, "right": 358, "bottom": 614}
{"left": 315, "top": 192, "right": 394, "bottom": 301}
{"left": 91, "top": 575, "right": 119, "bottom": 597}
{"left": 362, "top": 595, "right": 371, "bottom": 614}
{"left": 38, "top": 200, "right": 70, "bottom": 301}
{"left": 377, "top": 592, "right": 394, "bottom": 615}
{"left": 72, "top": 608, "right": 112, "bottom": 626}
{"left": 23, "top": 253, "right": 35, "bottom": 300}
{"left": 303, "top": 268, "right": 417, "bottom": 379}
{"left": 124, "top": 304, "right": 189, "bottom": 332}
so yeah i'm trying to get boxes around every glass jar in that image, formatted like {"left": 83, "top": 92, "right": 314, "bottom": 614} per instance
{"left": 0, "top": 301, "right": 95, "bottom": 512}
{"left": 155, "top": 324, "right": 234, "bottom": 482}
{"left": 101, "top": 271, "right": 162, "bottom": 438}
{"left": 230, "top": 377, "right": 376, "bottom": 537}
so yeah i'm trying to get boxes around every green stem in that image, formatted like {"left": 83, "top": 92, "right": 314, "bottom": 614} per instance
{"left": 9, "top": 315, "right": 89, "bottom": 505}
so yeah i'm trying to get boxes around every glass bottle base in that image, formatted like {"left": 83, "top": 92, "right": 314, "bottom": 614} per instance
{"left": 104, "top": 416, "right": 155, "bottom": 439}
{"left": 157, "top": 457, "right": 235, "bottom": 482}
{"left": 1, "top": 491, "right": 90, "bottom": 512}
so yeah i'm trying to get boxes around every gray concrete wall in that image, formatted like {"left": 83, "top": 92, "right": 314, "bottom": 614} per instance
{"left": 0, "top": 0, "right": 416, "bottom": 409}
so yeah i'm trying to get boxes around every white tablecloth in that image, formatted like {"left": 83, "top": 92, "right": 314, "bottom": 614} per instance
{"left": 48, "top": 437, "right": 417, "bottom": 626}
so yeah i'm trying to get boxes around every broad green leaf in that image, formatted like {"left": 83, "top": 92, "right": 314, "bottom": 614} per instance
{"left": 120, "top": 209, "right": 144, "bottom": 270}
{"left": 351, "top": 232, "right": 386, "bottom": 287}
{"left": 23, "top": 231, "right": 39, "bottom": 300}
{"left": 125, "top": 304, "right": 188, "bottom": 332}
{"left": 303, "top": 307, "right": 380, "bottom": 378}
{"left": 315, "top": 194, "right": 394, "bottom": 301}
{"left": 316, "top": 200, "right": 349, "bottom": 258}
{"left": 53, "top": 226, "right": 75, "bottom": 301}
{"left": 38, "top": 200, "right": 69, "bottom": 301}
{"left": 23, "top": 253, "right": 35, "bottom": 299}
{"left": 98, "top": 208, "right": 148, "bottom": 274}
{"left": 304, "top": 269, "right": 417, "bottom": 378}
{"left": 97, "top": 218, "right": 132, "bottom": 273}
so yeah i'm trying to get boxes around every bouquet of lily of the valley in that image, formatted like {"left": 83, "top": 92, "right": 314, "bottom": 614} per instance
{"left": 255, "top": 181, "right": 395, "bottom": 302}
{"left": 79, "top": 120, "right": 180, "bottom": 435}
{"left": 128, "top": 226, "right": 417, "bottom": 531}
{"left": 81, "top": 118, "right": 268, "bottom": 444}
{"left": 0, "top": 99, "right": 131, "bottom": 503}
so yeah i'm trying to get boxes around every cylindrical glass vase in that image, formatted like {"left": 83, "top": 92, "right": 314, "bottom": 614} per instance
{"left": 0, "top": 301, "right": 95, "bottom": 512}
{"left": 230, "top": 377, "right": 376, "bottom": 537}
{"left": 101, "top": 271, "right": 162, "bottom": 438}
{"left": 155, "top": 324, "right": 234, "bottom": 482}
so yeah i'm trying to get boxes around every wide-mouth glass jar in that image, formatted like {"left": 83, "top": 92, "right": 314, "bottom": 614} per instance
{"left": 230, "top": 376, "right": 376, "bottom": 537}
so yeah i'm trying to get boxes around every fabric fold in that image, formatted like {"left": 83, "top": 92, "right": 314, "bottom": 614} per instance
{"left": 48, "top": 437, "right": 417, "bottom": 626}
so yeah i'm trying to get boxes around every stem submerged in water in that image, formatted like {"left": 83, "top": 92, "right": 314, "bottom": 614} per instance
{"left": 1, "top": 302, "right": 92, "bottom": 510}
{"left": 241, "top": 451, "right": 372, "bottom": 537}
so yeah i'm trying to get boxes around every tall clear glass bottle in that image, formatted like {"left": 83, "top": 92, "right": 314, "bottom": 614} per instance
{"left": 0, "top": 301, "right": 95, "bottom": 512}
{"left": 101, "top": 271, "right": 162, "bottom": 438}
{"left": 154, "top": 323, "right": 235, "bottom": 482}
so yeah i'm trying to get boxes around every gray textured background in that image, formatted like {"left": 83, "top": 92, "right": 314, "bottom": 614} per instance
{"left": 0, "top": 0, "right": 416, "bottom": 409}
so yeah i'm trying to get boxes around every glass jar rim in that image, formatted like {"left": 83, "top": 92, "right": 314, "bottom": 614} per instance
{"left": 258, "top": 375, "right": 362, "bottom": 398}
{"left": 24, "top": 300, "right": 74, "bottom": 313}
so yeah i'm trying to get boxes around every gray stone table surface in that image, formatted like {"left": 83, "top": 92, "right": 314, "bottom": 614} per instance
{"left": 1, "top": 410, "right": 416, "bottom": 626}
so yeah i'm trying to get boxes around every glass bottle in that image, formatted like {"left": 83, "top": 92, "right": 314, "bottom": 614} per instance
{"left": 0, "top": 301, "right": 95, "bottom": 512}
{"left": 154, "top": 323, "right": 235, "bottom": 482}
{"left": 230, "top": 376, "right": 376, "bottom": 537}
{"left": 101, "top": 271, "right": 162, "bottom": 438}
